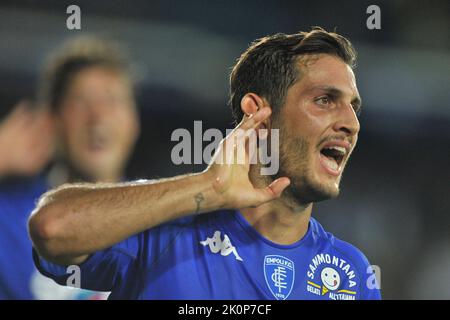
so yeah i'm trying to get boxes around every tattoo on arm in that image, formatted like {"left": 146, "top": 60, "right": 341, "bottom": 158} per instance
{"left": 194, "top": 193, "right": 205, "bottom": 214}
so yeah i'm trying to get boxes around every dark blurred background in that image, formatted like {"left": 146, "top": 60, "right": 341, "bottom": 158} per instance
{"left": 1, "top": 0, "right": 449, "bottom": 299}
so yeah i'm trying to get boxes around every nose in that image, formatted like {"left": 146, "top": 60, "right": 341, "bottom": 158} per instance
{"left": 332, "top": 102, "right": 360, "bottom": 137}
{"left": 87, "top": 99, "right": 110, "bottom": 124}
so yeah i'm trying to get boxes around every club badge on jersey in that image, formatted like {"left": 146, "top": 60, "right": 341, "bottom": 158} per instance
{"left": 263, "top": 255, "right": 295, "bottom": 300}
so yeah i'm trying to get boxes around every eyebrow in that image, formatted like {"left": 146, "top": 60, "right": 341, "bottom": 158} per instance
{"left": 313, "top": 85, "right": 362, "bottom": 113}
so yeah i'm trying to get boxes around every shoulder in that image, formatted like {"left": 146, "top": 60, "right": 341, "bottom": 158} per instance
{"left": 309, "top": 217, "right": 381, "bottom": 299}
{"left": 310, "top": 217, "right": 373, "bottom": 271}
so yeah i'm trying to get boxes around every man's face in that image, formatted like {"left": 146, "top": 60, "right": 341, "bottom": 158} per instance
{"left": 57, "top": 66, "right": 139, "bottom": 182}
{"left": 275, "top": 54, "right": 361, "bottom": 203}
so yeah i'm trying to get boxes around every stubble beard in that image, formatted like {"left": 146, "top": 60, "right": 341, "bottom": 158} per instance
{"left": 273, "top": 126, "right": 341, "bottom": 206}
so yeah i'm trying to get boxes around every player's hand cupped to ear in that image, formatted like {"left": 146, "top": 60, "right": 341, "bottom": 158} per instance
{"left": 205, "top": 105, "right": 290, "bottom": 210}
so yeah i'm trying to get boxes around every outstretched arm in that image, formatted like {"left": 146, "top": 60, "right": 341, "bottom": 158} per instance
{"left": 28, "top": 107, "right": 290, "bottom": 265}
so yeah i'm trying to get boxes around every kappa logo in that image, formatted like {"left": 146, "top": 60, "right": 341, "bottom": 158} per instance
{"left": 306, "top": 253, "right": 358, "bottom": 300}
{"left": 200, "top": 230, "right": 243, "bottom": 261}
{"left": 263, "top": 255, "right": 295, "bottom": 300}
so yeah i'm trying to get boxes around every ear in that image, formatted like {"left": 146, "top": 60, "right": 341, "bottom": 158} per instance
{"left": 240, "top": 93, "right": 272, "bottom": 129}
{"left": 241, "top": 93, "right": 262, "bottom": 116}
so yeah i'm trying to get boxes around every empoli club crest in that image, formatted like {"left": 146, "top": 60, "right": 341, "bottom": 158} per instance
{"left": 263, "top": 255, "right": 295, "bottom": 300}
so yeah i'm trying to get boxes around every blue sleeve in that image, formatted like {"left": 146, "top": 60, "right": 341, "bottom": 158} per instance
{"left": 333, "top": 238, "right": 382, "bottom": 300}
{"left": 33, "top": 232, "right": 143, "bottom": 292}
{"left": 33, "top": 216, "right": 194, "bottom": 296}
{"left": 350, "top": 245, "right": 381, "bottom": 300}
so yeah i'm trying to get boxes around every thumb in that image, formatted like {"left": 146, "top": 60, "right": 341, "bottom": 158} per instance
{"left": 255, "top": 177, "right": 290, "bottom": 203}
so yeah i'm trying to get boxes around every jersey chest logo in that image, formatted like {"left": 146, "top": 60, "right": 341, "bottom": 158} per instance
{"left": 306, "top": 253, "right": 358, "bottom": 300}
{"left": 263, "top": 255, "right": 295, "bottom": 300}
{"left": 200, "top": 230, "right": 243, "bottom": 261}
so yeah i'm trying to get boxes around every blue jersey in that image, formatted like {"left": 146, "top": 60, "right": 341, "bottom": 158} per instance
{"left": 0, "top": 177, "right": 47, "bottom": 299}
{"left": 0, "top": 176, "right": 107, "bottom": 300}
{"left": 34, "top": 210, "right": 381, "bottom": 300}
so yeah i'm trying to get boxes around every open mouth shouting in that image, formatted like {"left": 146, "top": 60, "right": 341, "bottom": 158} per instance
{"left": 318, "top": 140, "right": 351, "bottom": 176}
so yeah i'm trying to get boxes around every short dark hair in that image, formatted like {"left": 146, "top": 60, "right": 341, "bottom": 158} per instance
{"left": 38, "top": 36, "right": 134, "bottom": 112}
{"left": 229, "top": 27, "right": 357, "bottom": 124}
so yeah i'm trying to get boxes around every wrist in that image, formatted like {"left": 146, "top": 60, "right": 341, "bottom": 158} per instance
{"left": 196, "top": 169, "right": 227, "bottom": 213}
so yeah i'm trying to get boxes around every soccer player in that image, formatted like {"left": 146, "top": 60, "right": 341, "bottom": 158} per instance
{"left": 0, "top": 36, "right": 139, "bottom": 299}
{"left": 29, "top": 28, "right": 381, "bottom": 300}
{"left": 0, "top": 100, "right": 54, "bottom": 299}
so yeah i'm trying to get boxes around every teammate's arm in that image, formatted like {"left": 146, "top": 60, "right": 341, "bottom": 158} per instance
{"left": 28, "top": 106, "right": 290, "bottom": 266}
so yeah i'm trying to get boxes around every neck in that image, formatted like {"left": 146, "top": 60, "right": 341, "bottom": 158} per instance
{"left": 240, "top": 166, "right": 313, "bottom": 245}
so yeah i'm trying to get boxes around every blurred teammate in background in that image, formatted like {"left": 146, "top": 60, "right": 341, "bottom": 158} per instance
{"left": 0, "top": 36, "right": 140, "bottom": 299}
{"left": 0, "top": 100, "right": 54, "bottom": 299}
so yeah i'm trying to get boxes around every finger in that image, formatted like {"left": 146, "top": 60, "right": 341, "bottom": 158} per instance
{"left": 243, "top": 129, "right": 258, "bottom": 168}
{"left": 226, "top": 107, "right": 270, "bottom": 146}
{"left": 238, "top": 107, "right": 271, "bottom": 131}
{"left": 4, "top": 101, "right": 32, "bottom": 127}
{"left": 11, "top": 100, "right": 31, "bottom": 116}
{"left": 32, "top": 112, "right": 53, "bottom": 133}
{"left": 215, "top": 108, "right": 270, "bottom": 167}
{"left": 257, "top": 177, "right": 291, "bottom": 202}
{"left": 267, "top": 177, "right": 291, "bottom": 197}
{"left": 226, "top": 109, "right": 269, "bottom": 165}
